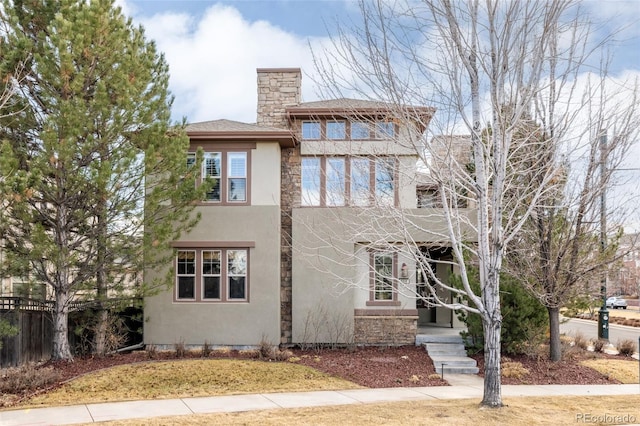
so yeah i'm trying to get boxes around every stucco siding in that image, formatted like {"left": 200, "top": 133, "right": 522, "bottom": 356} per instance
{"left": 252, "top": 143, "right": 281, "bottom": 206}
{"left": 144, "top": 205, "right": 281, "bottom": 347}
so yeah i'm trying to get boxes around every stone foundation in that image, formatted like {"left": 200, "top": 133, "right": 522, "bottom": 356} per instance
{"left": 353, "top": 310, "right": 418, "bottom": 345}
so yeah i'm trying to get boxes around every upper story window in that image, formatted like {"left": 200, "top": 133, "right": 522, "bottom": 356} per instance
{"left": 227, "top": 153, "right": 247, "bottom": 202}
{"left": 351, "top": 121, "right": 370, "bottom": 139}
{"left": 189, "top": 149, "right": 250, "bottom": 205}
{"left": 375, "top": 158, "right": 395, "bottom": 206}
{"left": 302, "top": 121, "right": 321, "bottom": 140}
{"left": 327, "top": 121, "right": 346, "bottom": 139}
{"left": 375, "top": 121, "right": 395, "bottom": 138}
{"left": 301, "top": 156, "right": 396, "bottom": 207}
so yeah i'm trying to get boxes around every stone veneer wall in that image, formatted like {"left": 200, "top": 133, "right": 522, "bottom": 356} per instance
{"left": 256, "top": 68, "right": 301, "bottom": 345}
{"left": 353, "top": 310, "right": 418, "bottom": 345}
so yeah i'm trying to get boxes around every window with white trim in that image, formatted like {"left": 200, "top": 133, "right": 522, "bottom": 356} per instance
{"left": 175, "top": 249, "right": 249, "bottom": 302}
{"left": 189, "top": 150, "right": 250, "bottom": 205}
{"left": 227, "top": 153, "right": 247, "bottom": 202}
{"left": 367, "top": 250, "right": 399, "bottom": 306}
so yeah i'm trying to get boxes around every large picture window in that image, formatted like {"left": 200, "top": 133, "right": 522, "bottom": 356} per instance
{"left": 301, "top": 156, "right": 396, "bottom": 207}
{"left": 175, "top": 248, "right": 249, "bottom": 302}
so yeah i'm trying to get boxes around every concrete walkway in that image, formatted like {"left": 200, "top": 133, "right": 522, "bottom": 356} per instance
{"left": 1, "top": 380, "right": 639, "bottom": 426}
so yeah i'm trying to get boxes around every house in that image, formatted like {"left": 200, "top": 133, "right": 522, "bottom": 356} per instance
{"left": 143, "top": 68, "right": 470, "bottom": 349}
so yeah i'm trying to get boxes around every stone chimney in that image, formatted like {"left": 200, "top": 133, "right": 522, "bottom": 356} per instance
{"left": 256, "top": 68, "right": 301, "bottom": 128}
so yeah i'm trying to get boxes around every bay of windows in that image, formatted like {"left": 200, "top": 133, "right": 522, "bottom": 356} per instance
{"left": 176, "top": 249, "right": 248, "bottom": 302}
{"left": 300, "top": 120, "right": 395, "bottom": 140}
{"left": 301, "top": 156, "right": 396, "bottom": 207}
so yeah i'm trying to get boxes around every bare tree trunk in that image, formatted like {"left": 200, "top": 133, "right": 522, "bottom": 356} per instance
{"left": 548, "top": 307, "right": 561, "bottom": 362}
{"left": 52, "top": 290, "right": 73, "bottom": 360}
{"left": 482, "top": 314, "right": 502, "bottom": 407}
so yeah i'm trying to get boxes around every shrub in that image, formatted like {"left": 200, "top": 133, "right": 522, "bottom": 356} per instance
{"left": 502, "top": 361, "right": 529, "bottom": 379}
{"left": 174, "top": 339, "right": 186, "bottom": 358}
{"left": 202, "top": 340, "right": 212, "bottom": 357}
{"left": 0, "top": 363, "right": 60, "bottom": 394}
{"left": 616, "top": 339, "right": 637, "bottom": 357}
{"left": 258, "top": 338, "right": 275, "bottom": 359}
{"left": 573, "top": 332, "right": 589, "bottom": 350}
{"left": 592, "top": 339, "right": 606, "bottom": 353}
{"left": 0, "top": 319, "right": 18, "bottom": 351}
{"left": 454, "top": 269, "right": 548, "bottom": 355}
{"left": 146, "top": 344, "right": 158, "bottom": 359}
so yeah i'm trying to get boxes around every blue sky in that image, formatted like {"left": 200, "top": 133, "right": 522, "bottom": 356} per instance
{"left": 120, "top": 0, "right": 640, "bottom": 124}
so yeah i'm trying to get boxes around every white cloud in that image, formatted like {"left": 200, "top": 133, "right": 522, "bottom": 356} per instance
{"left": 126, "top": 3, "right": 330, "bottom": 123}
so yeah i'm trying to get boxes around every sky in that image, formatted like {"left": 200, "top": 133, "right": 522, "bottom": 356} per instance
{"left": 119, "top": 0, "right": 640, "bottom": 125}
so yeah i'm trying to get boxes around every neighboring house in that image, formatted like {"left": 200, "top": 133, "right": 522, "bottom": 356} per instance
{"left": 143, "top": 68, "right": 470, "bottom": 349}
{"left": 611, "top": 233, "right": 640, "bottom": 297}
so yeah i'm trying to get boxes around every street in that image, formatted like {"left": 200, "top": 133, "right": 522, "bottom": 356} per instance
{"left": 560, "top": 317, "right": 640, "bottom": 346}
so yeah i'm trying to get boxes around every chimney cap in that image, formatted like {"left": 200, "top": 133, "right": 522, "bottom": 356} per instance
{"left": 256, "top": 67, "right": 301, "bottom": 74}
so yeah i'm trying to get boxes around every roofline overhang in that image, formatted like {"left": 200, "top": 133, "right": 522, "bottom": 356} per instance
{"left": 286, "top": 106, "right": 436, "bottom": 118}
{"left": 187, "top": 131, "right": 296, "bottom": 148}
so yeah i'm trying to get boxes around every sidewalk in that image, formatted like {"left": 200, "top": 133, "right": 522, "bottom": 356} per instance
{"left": 1, "top": 377, "right": 639, "bottom": 426}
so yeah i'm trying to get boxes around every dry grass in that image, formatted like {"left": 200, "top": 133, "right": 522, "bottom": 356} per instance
{"left": 581, "top": 359, "right": 640, "bottom": 383}
{"left": 607, "top": 309, "right": 640, "bottom": 320}
{"left": 23, "top": 359, "right": 361, "bottom": 407}
{"left": 75, "top": 395, "right": 640, "bottom": 426}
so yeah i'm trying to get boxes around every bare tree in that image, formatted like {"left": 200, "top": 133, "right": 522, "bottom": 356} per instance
{"left": 300, "top": 0, "right": 637, "bottom": 407}
{"left": 507, "top": 66, "right": 640, "bottom": 361}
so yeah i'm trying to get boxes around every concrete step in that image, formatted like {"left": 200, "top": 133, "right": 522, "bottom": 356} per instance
{"left": 424, "top": 343, "right": 467, "bottom": 357}
{"left": 416, "top": 334, "right": 464, "bottom": 345}
{"left": 430, "top": 355, "right": 478, "bottom": 368}
{"left": 430, "top": 355, "right": 479, "bottom": 375}
{"left": 438, "top": 365, "right": 480, "bottom": 375}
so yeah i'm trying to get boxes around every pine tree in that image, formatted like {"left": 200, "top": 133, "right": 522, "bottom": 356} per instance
{"left": 0, "top": 0, "right": 205, "bottom": 360}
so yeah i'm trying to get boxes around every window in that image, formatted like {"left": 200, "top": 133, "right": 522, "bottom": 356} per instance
{"left": 227, "top": 152, "right": 247, "bottom": 202}
{"left": 176, "top": 251, "right": 196, "bottom": 300}
{"left": 190, "top": 148, "right": 251, "bottom": 205}
{"left": 175, "top": 248, "right": 249, "bottom": 302}
{"left": 302, "top": 121, "right": 321, "bottom": 139}
{"left": 302, "top": 157, "right": 321, "bottom": 206}
{"left": 202, "top": 250, "right": 221, "bottom": 299}
{"left": 301, "top": 156, "right": 396, "bottom": 207}
{"left": 227, "top": 250, "right": 247, "bottom": 300}
{"left": 367, "top": 251, "right": 399, "bottom": 306}
{"left": 350, "top": 158, "right": 370, "bottom": 206}
{"left": 375, "top": 121, "right": 395, "bottom": 138}
{"left": 417, "top": 188, "right": 440, "bottom": 208}
{"left": 373, "top": 252, "right": 394, "bottom": 300}
{"left": 203, "top": 153, "right": 221, "bottom": 201}
{"left": 375, "top": 158, "right": 395, "bottom": 206}
{"left": 326, "top": 158, "right": 346, "bottom": 206}
{"left": 327, "top": 121, "right": 346, "bottom": 139}
{"left": 351, "top": 121, "right": 370, "bottom": 139}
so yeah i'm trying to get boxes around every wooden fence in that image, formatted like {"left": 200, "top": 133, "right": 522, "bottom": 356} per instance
{"left": 0, "top": 297, "right": 142, "bottom": 368}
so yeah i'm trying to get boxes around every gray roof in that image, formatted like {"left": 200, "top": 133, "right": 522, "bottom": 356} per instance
{"left": 291, "top": 98, "right": 393, "bottom": 110}
{"left": 185, "top": 119, "right": 286, "bottom": 133}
